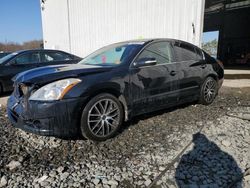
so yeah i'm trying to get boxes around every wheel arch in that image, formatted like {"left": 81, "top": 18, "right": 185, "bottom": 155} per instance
{"left": 205, "top": 74, "right": 218, "bottom": 82}
{"left": 84, "top": 88, "right": 129, "bottom": 121}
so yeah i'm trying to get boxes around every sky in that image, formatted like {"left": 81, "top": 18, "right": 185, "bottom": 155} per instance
{"left": 0, "top": 0, "right": 42, "bottom": 44}
{"left": 203, "top": 31, "right": 219, "bottom": 43}
{"left": 0, "top": 0, "right": 217, "bottom": 45}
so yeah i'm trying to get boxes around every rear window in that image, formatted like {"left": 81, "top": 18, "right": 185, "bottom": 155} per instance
{"left": 42, "top": 51, "right": 72, "bottom": 62}
{"left": 173, "top": 42, "right": 197, "bottom": 62}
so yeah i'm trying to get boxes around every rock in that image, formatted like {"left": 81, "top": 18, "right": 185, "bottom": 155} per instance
{"left": 222, "top": 140, "right": 231, "bottom": 147}
{"left": 60, "top": 172, "right": 69, "bottom": 180}
{"left": 6, "top": 161, "right": 21, "bottom": 170}
{"left": 114, "top": 175, "right": 121, "bottom": 182}
{"left": 144, "top": 179, "right": 152, "bottom": 186}
{"left": 137, "top": 180, "right": 144, "bottom": 185}
{"left": 159, "top": 166, "right": 165, "bottom": 171}
{"left": 40, "top": 181, "right": 49, "bottom": 187}
{"left": 37, "top": 175, "right": 48, "bottom": 183}
{"left": 107, "top": 180, "right": 118, "bottom": 186}
{"left": 92, "top": 179, "right": 100, "bottom": 185}
{"left": 128, "top": 171, "right": 133, "bottom": 177}
{"left": 245, "top": 175, "right": 250, "bottom": 181}
{"left": 49, "top": 171, "right": 57, "bottom": 177}
{"left": 0, "top": 176, "right": 8, "bottom": 187}
{"left": 57, "top": 166, "right": 65, "bottom": 173}
{"left": 122, "top": 172, "right": 128, "bottom": 179}
{"left": 18, "top": 156, "right": 24, "bottom": 163}
{"left": 102, "top": 178, "right": 108, "bottom": 185}
{"left": 34, "top": 184, "right": 40, "bottom": 188}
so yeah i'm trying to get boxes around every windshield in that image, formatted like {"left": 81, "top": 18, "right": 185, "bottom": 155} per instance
{"left": 78, "top": 42, "right": 144, "bottom": 66}
{"left": 0, "top": 52, "right": 17, "bottom": 64}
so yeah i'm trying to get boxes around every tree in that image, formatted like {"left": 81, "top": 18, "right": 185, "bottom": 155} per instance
{"left": 202, "top": 39, "right": 218, "bottom": 57}
{"left": 0, "top": 40, "right": 43, "bottom": 52}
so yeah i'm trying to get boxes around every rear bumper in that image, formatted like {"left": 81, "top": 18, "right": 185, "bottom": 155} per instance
{"left": 7, "top": 95, "right": 87, "bottom": 137}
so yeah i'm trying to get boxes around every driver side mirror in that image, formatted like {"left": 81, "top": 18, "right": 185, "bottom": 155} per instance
{"left": 133, "top": 58, "right": 157, "bottom": 68}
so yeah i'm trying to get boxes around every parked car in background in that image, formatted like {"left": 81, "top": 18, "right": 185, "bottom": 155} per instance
{"left": 0, "top": 49, "right": 81, "bottom": 94}
{"left": 7, "top": 39, "right": 224, "bottom": 141}
{"left": 0, "top": 52, "right": 11, "bottom": 59}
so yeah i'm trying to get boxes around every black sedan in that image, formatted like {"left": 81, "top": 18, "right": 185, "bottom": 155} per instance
{"left": 0, "top": 49, "right": 81, "bottom": 94}
{"left": 0, "top": 52, "right": 11, "bottom": 59}
{"left": 7, "top": 39, "right": 224, "bottom": 141}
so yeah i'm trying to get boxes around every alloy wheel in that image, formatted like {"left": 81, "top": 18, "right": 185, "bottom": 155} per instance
{"left": 204, "top": 79, "right": 217, "bottom": 103}
{"left": 87, "top": 99, "right": 120, "bottom": 138}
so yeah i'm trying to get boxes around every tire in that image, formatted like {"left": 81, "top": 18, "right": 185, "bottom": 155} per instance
{"left": 199, "top": 77, "right": 218, "bottom": 105}
{"left": 80, "top": 93, "right": 124, "bottom": 141}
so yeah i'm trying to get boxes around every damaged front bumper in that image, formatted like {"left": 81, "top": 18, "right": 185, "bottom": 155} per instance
{"left": 7, "top": 94, "right": 87, "bottom": 137}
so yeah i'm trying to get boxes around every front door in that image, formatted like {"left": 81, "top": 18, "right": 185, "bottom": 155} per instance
{"left": 129, "top": 41, "right": 180, "bottom": 115}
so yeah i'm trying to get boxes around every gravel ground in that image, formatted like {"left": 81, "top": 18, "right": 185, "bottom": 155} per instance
{"left": 0, "top": 87, "right": 250, "bottom": 188}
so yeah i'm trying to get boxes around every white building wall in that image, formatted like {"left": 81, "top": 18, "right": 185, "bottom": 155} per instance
{"left": 41, "top": 0, "right": 71, "bottom": 52}
{"left": 41, "top": 0, "right": 205, "bottom": 57}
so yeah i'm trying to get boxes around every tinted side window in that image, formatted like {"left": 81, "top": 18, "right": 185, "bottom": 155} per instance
{"left": 42, "top": 52, "right": 72, "bottom": 62}
{"left": 136, "top": 42, "right": 173, "bottom": 64}
{"left": 15, "top": 52, "right": 40, "bottom": 64}
{"left": 174, "top": 42, "right": 197, "bottom": 62}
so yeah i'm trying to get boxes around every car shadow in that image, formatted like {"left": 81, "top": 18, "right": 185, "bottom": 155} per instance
{"left": 175, "top": 133, "right": 242, "bottom": 188}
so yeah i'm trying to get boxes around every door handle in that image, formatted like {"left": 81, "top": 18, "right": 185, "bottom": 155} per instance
{"left": 170, "top": 70, "right": 176, "bottom": 76}
{"left": 200, "top": 64, "right": 207, "bottom": 69}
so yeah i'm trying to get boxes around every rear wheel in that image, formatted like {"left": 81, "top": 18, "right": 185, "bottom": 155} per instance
{"left": 199, "top": 77, "right": 218, "bottom": 105}
{"left": 80, "top": 93, "right": 124, "bottom": 141}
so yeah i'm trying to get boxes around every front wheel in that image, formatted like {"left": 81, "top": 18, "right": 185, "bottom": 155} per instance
{"left": 199, "top": 77, "right": 218, "bottom": 105}
{"left": 80, "top": 93, "right": 124, "bottom": 141}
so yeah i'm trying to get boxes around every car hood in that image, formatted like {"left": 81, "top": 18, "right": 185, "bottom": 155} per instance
{"left": 13, "top": 64, "right": 113, "bottom": 85}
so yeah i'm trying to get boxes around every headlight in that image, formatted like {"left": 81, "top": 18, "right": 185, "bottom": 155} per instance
{"left": 29, "top": 78, "right": 81, "bottom": 101}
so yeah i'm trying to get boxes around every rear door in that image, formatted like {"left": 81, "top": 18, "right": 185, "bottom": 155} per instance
{"left": 130, "top": 41, "right": 180, "bottom": 115}
{"left": 39, "top": 51, "right": 77, "bottom": 66}
{"left": 172, "top": 41, "right": 205, "bottom": 101}
{"left": 2, "top": 52, "right": 40, "bottom": 90}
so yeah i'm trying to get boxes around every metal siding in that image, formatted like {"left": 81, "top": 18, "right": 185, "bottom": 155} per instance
{"left": 41, "top": 0, "right": 70, "bottom": 51}
{"left": 41, "top": 0, "right": 205, "bottom": 57}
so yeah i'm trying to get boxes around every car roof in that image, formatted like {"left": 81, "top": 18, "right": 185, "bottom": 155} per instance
{"left": 115, "top": 38, "right": 198, "bottom": 47}
{"left": 13, "top": 49, "right": 68, "bottom": 54}
{"left": 13, "top": 39, "right": 199, "bottom": 55}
